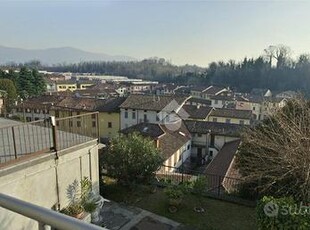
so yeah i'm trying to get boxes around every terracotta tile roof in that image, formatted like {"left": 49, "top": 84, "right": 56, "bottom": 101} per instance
{"left": 184, "top": 120, "right": 245, "bottom": 137}
{"left": 204, "top": 140, "right": 241, "bottom": 176}
{"left": 121, "top": 123, "right": 165, "bottom": 139}
{"left": 15, "top": 95, "right": 63, "bottom": 110}
{"left": 186, "top": 97, "right": 211, "bottom": 106}
{"left": 202, "top": 86, "right": 227, "bottom": 95}
{"left": 121, "top": 121, "right": 191, "bottom": 160}
{"left": 210, "top": 108, "right": 252, "bottom": 120}
{"left": 120, "top": 95, "right": 189, "bottom": 111}
{"left": 182, "top": 105, "right": 213, "bottom": 119}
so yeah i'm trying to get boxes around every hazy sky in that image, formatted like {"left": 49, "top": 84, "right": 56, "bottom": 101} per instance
{"left": 0, "top": 0, "right": 310, "bottom": 66}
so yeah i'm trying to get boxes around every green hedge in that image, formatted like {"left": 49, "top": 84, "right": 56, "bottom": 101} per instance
{"left": 257, "top": 196, "right": 310, "bottom": 230}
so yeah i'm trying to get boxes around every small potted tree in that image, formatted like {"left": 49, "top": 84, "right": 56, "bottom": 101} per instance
{"left": 61, "top": 178, "right": 98, "bottom": 222}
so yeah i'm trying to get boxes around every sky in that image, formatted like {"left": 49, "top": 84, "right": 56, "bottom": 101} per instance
{"left": 0, "top": 0, "right": 310, "bottom": 66}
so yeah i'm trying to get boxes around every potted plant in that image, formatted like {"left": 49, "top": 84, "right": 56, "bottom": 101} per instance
{"left": 61, "top": 177, "right": 98, "bottom": 221}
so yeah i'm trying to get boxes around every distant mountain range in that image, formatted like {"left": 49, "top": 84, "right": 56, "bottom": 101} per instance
{"left": 0, "top": 45, "right": 136, "bottom": 65}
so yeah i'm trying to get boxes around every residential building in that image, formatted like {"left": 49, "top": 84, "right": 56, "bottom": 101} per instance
{"left": 121, "top": 121, "right": 191, "bottom": 171}
{"left": 56, "top": 80, "right": 77, "bottom": 91}
{"left": 119, "top": 95, "right": 190, "bottom": 130}
{"left": 182, "top": 104, "right": 213, "bottom": 121}
{"left": 208, "top": 108, "right": 252, "bottom": 125}
{"left": 185, "top": 120, "right": 243, "bottom": 163}
{"left": 191, "top": 85, "right": 228, "bottom": 100}
{"left": 209, "top": 95, "right": 236, "bottom": 109}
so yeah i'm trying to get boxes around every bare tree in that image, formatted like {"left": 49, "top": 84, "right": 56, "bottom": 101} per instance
{"left": 264, "top": 45, "right": 292, "bottom": 68}
{"left": 236, "top": 97, "right": 310, "bottom": 202}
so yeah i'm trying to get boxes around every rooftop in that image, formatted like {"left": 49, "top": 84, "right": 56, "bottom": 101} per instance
{"left": 121, "top": 121, "right": 191, "bottom": 160}
{"left": 185, "top": 120, "right": 245, "bottom": 136}
{"left": 210, "top": 108, "right": 252, "bottom": 120}
{"left": 120, "top": 95, "right": 189, "bottom": 111}
{"left": 182, "top": 105, "right": 213, "bottom": 119}
{"left": 205, "top": 140, "right": 241, "bottom": 176}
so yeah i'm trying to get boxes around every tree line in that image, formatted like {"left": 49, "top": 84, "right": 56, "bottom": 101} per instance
{"left": 0, "top": 67, "right": 46, "bottom": 112}
{"left": 42, "top": 45, "right": 310, "bottom": 95}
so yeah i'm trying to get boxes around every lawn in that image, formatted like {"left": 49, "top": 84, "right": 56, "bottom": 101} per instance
{"left": 101, "top": 182, "right": 257, "bottom": 230}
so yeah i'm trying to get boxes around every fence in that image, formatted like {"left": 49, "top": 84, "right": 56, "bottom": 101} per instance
{"left": 0, "top": 112, "right": 99, "bottom": 165}
{"left": 156, "top": 165, "right": 255, "bottom": 206}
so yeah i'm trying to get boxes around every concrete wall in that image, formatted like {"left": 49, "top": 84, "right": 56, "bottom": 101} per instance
{"left": 0, "top": 140, "right": 99, "bottom": 230}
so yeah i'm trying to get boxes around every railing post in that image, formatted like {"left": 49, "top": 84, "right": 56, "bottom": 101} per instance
{"left": 217, "top": 175, "right": 221, "bottom": 197}
{"left": 96, "top": 112, "right": 100, "bottom": 142}
{"left": 50, "top": 116, "right": 58, "bottom": 156}
{"left": 11, "top": 126, "right": 18, "bottom": 159}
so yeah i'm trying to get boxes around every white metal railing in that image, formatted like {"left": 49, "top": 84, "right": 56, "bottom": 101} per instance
{"left": 0, "top": 193, "right": 107, "bottom": 230}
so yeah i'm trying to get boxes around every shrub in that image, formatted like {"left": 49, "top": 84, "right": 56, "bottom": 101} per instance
{"left": 257, "top": 196, "right": 310, "bottom": 230}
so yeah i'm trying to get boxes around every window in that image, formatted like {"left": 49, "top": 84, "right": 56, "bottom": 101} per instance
{"left": 69, "top": 121, "right": 73, "bottom": 127}
{"left": 214, "top": 100, "right": 218, "bottom": 104}
{"left": 187, "top": 145, "right": 190, "bottom": 150}
{"left": 239, "top": 120, "right": 245, "bottom": 125}
{"left": 124, "top": 111, "right": 128, "bottom": 118}
{"left": 209, "top": 151, "right": 213, "bottom": 158}
{"left": 91, "top": 114, "right": 96, "bottom": 119}
{"left": 252, "top": 107, "right": 256, "bottom": 111}
{"left": 35, "top": 117, "right": 39, "bottom": 121}
{"left": 144, "top": 110, "right": 147, "bottom": 112}
{"left": 56, "top": 121, "right": 59, "bottom": 126}
{"left": 77, "top": 121, "right": 81, "bottom": 127}
{"left": 156, "top": 111, "right": 160, "bottom": 121}
{"left": 226, "top": 119, "right": 231, "bottom": 124}
{"left": 212, "top": 117, "right": 217, "bottom": 122}
{"left": 144, "top": 114, "right": 148, "bottom": 122}
{"left": 92, "top": 121, "right": 96, "bottom": 127}
{"left": 108, "top": 122, "right": 112, "bottom": 128}
{"left": 198, "top": 133, "right": 202, "bottom": 137}
{"left": 132, "top": 112, "right": 136, "bottom": 119}
{"left": 55, "top": 111, "right": 59, "bottom": 118}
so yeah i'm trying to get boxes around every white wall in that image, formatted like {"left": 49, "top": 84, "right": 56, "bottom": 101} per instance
{"left": 120, "top": 108, "right": 159, "bottom": 129}
{"left": 0, "top": 140, "right": 99, "bottom": 230}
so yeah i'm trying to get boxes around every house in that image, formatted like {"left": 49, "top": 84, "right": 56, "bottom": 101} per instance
{"left": 276, "top": 90, "right": 297, "bottom": 99}
{"left": 154, "top": 84, "right": 184, "bottom": 95}
{"left": 208, "top": 108, "right": 252, "bottom": 125}
{"left": 56, "top": 80, "right": 77, "bottom": 91}
{"left": 121, "top": 121, "right": 191, "bottom": 172}
{"left": 191, "top": 85, "right": 228, "bottom": 100}
{"left": 185, "top": 120, "right": 243, "bottom": 164}
{"left": 14, "top": 95, "right": 63, "bottom": 122}
{"left": 185, "top": 97, "right": 211, "bottom": 107}
{"left": 49, "top": 97, "right": 126, "bottom": 140}
{"left": 236, "top": 95, "right": 287, "bottom": 121}
{"left": 119, "top": 95, "right": 190, "bottom": 129}
{"left": 14, "top": 96, "right": 126, "bottom": 141}
{"left": 77, "top": 80, "right": 95, "bottom": 90}
{"left": 97, "top": 97, "right": 127, "bottom": 141}
{"left": 182, "top": 104, "right": 213, "bottom": 121}
{"left": 209, "top": 95, "right": 236, "bottom": 108}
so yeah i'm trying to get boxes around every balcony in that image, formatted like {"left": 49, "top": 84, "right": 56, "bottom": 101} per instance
{"left": 0, "top": 113, "right": 102, "bottom": 229}
{"left": 0, "top": 112, "right": 99, "bottom": 166}
{"left": 0, "top": 193, "right": 107, "bottom": 230}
